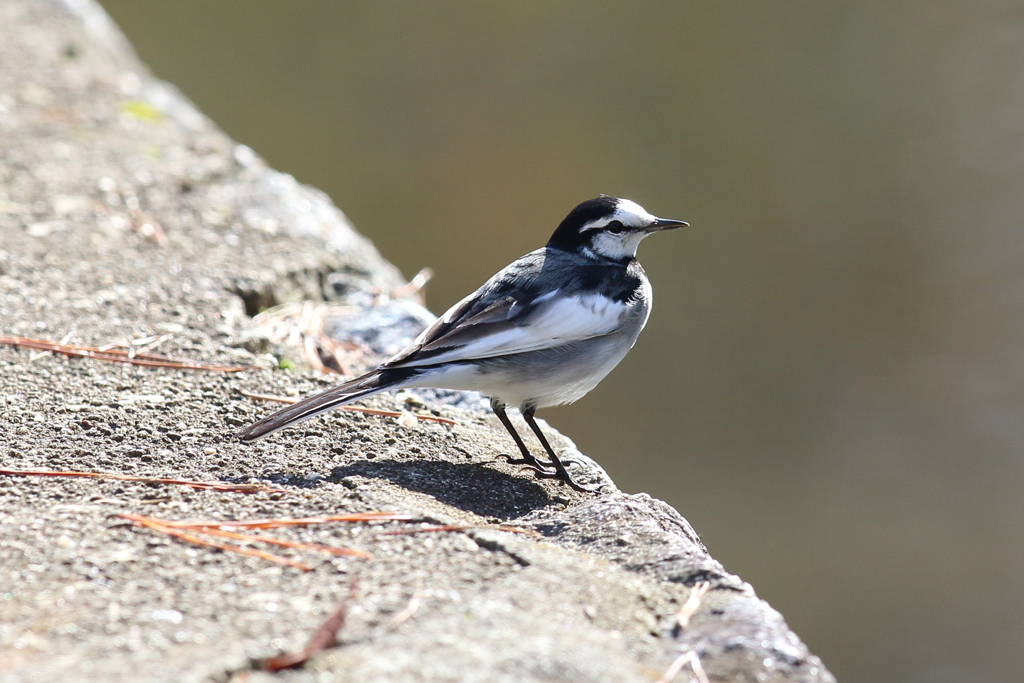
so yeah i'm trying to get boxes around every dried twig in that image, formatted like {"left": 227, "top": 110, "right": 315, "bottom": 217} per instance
{"left": 656, "top": 651, "right": 709, "bottom": 683}
{"left": 97, "top": 333, "right": 172, "bottom": 355}
{"left": 0, "top": 336, "right": 255, "bottom": 372}
{"left": 389, "top": 267, "right": 433, "bottom": 303}
{"left": 263, "top": 576, "right": 360, "bottom": 671}
{"left": 389, "top": 589, "right": 425, "bottom": 628}
{"left": 0, "top": 468, "right": 286, "bottom": 494}
{"left": 150, "top": 511, "right": 413, "bottom": 529}
{"left": 117, "top": 514, "right": 372, "bottom": 560}
{"left": 383, "top": 524, "right": 541, "bottom": 537}
{"left": 675, "top": 581, "right": 711, "bottom": 630}
{"left": 130, "top": 208, "right": 168, "bottom": 245}
{"left": 240, "top": 390, "right": 458, "bottom": 425}
{"left": 200, "top": 527, "right": 371, "bottom": 559}
{"left": 90, "top": 186, "right": 167, "bottom": 246}
{"left": 252, "top": 302, "right": 372, "bottom": 376}
{"left": 122, "top": 514, "right": 311, "bottom": 571}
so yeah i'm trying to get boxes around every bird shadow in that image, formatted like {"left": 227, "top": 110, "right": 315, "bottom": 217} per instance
{"left": 322, "top": 457, "right": 559, "bottom": 519}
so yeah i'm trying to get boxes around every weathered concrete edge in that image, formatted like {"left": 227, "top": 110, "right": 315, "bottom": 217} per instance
{"left": 53, "top": 1, "right": 835, "bottom": 680}
{"left": 59, "top": 0, "right": 407, "bottom": 291}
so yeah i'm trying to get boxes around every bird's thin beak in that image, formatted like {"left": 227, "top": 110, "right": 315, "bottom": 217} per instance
{"left": 646, "top": 217, "right": 689, "bottom": 232}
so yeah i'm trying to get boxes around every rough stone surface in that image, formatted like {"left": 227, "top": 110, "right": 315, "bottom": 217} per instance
{"left": 0, "top": 2, "right": 835, "bottom": 682}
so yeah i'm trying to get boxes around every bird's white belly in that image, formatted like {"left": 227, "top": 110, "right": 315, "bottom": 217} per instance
{"left": 403, "top": 325, "right": 641, "bottom": 409}
{"left": 498, "top": 341, "right": 630, "bottom": 407}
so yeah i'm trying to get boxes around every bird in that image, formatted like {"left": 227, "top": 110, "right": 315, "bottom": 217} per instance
{"left": 235, "top": 196, "right": 688, "bottom": 492}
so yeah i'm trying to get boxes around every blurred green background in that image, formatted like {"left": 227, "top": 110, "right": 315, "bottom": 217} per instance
{"left": 98, "top": 2, "right": 1024, "bottom": 681}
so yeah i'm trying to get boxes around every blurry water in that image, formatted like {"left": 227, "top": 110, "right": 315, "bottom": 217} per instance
{"left": 100, "top": 2, "right": 1024, "bottom": 681}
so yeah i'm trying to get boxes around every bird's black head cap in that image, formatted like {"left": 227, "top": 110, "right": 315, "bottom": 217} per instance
{"left": 546, "top": 196, "right": 621, "bottom": 252}
{"left": 547, "top": 196, "right": 687, "bottom": 263}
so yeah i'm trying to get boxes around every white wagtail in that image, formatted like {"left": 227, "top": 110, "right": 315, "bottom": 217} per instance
{"left": 236, "top": 196, "right": 687, "bottom": 492}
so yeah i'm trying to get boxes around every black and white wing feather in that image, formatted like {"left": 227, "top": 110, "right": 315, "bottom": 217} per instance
{"left": 383, "top": 248, "right": 636, "bottom": 369}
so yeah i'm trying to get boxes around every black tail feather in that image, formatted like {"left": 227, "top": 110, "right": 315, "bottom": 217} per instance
{"left": 235, "top": 368, "right": 413, "bottom": 442}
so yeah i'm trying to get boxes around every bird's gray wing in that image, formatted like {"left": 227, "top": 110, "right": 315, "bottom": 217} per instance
{"left": 384, "top": 251, "right": 629, "bottom": 368}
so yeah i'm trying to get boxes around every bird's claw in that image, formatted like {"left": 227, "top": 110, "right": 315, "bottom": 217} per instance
{"left": 529, "top": 467, "right": 600, "bottom": 493}
{"left": 516, "top": 463, "right": 558, "bottom": 477}
{"left": 497, "top": 454, "right": 599, "bottom": 494}
{"left": 499, "top": 453, "right": 554, "bottom": 471}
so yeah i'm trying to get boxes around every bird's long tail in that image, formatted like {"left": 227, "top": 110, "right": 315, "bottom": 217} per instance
{"left": 235, "top": 367, "right": 415, "bottom": 442}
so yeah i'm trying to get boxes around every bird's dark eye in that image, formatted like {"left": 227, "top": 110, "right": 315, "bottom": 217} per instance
{"left": 606, "top": 220, "right": 625, "bottom": 234}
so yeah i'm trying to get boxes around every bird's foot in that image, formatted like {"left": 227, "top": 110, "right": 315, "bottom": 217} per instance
{"left": 529, "top": 467, "right": 601, "bottom": 494}
{"left": 496, "top": 453, "right": 599, "bottom": 493}
{"left": 499, "top": 453, "right": 555, "bottom": 472}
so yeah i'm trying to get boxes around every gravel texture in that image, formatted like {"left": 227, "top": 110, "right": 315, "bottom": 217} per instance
{"left": 0, "top": 1, "right": 835, "bottom": 682}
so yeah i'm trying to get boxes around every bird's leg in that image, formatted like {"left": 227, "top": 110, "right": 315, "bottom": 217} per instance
{"left": 521, "top": 406, "right": 599, "bottom": 494}
{"left": 490, "top": 398, "right": 555, "bottom": 473}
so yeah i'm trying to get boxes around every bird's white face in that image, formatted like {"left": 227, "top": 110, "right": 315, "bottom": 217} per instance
{"left": 579, "top": 199, "right": 660, "bottom": 261}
